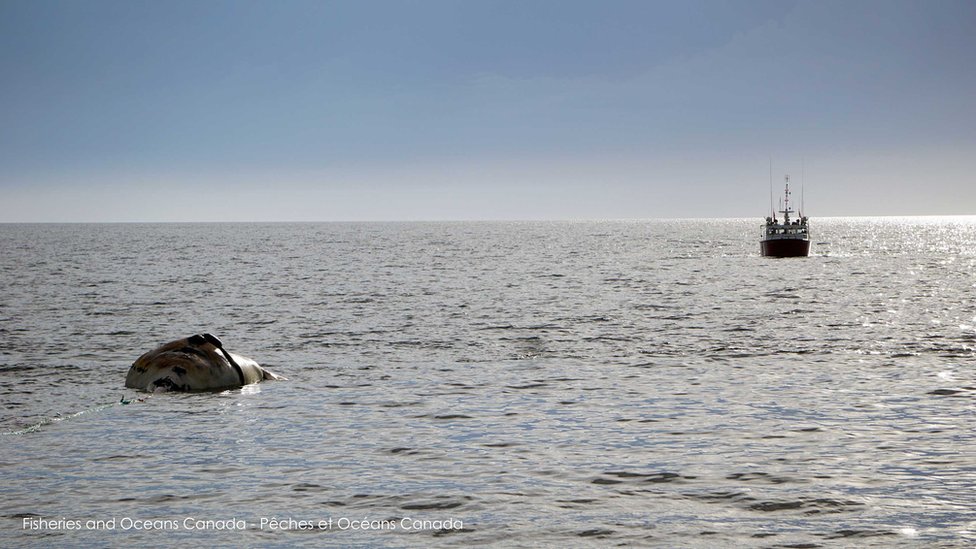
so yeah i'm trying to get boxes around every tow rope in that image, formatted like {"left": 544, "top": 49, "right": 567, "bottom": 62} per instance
{"left": 0, "top": 394, "right": 148, "bottom": 436}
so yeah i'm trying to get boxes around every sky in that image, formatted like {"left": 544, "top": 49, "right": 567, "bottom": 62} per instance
{"left": 1, "top": 0, "right": 974, "bottom": 221}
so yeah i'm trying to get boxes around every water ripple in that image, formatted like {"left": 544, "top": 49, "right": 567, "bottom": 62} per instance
{"left": 1, "top": 219, "right": 975, "bottom": 546}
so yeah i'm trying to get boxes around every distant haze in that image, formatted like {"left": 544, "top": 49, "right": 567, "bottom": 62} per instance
{"left": 2, "top": 0, "right": 974, "bottom": 222}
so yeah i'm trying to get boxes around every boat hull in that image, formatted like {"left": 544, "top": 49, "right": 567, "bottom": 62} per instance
{"left": 761, "top": 238, "right": 810, "bottom": 257}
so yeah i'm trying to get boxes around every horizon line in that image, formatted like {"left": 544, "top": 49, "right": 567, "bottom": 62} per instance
{"left": 3, "top": 214, "right": 976, "bottom": 225}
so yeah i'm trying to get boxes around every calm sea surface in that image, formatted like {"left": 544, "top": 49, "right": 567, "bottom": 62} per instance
{"left": 1, "top": 218, "right": 975, "bottom": 547}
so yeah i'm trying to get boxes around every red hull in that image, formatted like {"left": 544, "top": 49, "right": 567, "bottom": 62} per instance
{"left": 761, "top": 238, "right": 810, "bottom": 257}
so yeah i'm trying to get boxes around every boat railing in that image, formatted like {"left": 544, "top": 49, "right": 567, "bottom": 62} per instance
{"left": 761, "top": 222, "right": 809, "bottom": 239}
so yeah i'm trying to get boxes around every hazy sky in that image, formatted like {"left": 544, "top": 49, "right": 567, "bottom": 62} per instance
{"left": 1, "top": 0, "right": 974, "bottom": 221}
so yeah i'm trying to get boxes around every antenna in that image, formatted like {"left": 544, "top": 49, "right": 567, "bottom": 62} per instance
{"left": 801, "top": 157, "right": 805, "bottom": 217}
{"left": 769, "top": 157, "right": 773, "bottom": 218}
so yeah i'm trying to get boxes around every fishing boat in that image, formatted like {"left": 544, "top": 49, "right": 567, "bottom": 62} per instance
{"left": 761, "top": 176, "right": 810, "bottom": 257}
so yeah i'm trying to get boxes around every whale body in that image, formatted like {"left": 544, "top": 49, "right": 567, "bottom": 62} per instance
{"left": 125, "top": 334, "right": 284, "bottom": 392}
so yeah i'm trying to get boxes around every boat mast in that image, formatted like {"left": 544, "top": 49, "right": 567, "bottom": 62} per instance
{"left": 769, "top": 157, "right": 774, "bottom": 219}
{"left": 783, "top": 175, "right": 791, "bottom": 223}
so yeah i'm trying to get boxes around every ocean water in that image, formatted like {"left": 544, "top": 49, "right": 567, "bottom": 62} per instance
{"left": 1, "top": 217, "right": 975, "bottom": 548}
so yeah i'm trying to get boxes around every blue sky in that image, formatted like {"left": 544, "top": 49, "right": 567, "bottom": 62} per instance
{"left": 1, "top": 0, "right": 974, "bottom": 221}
